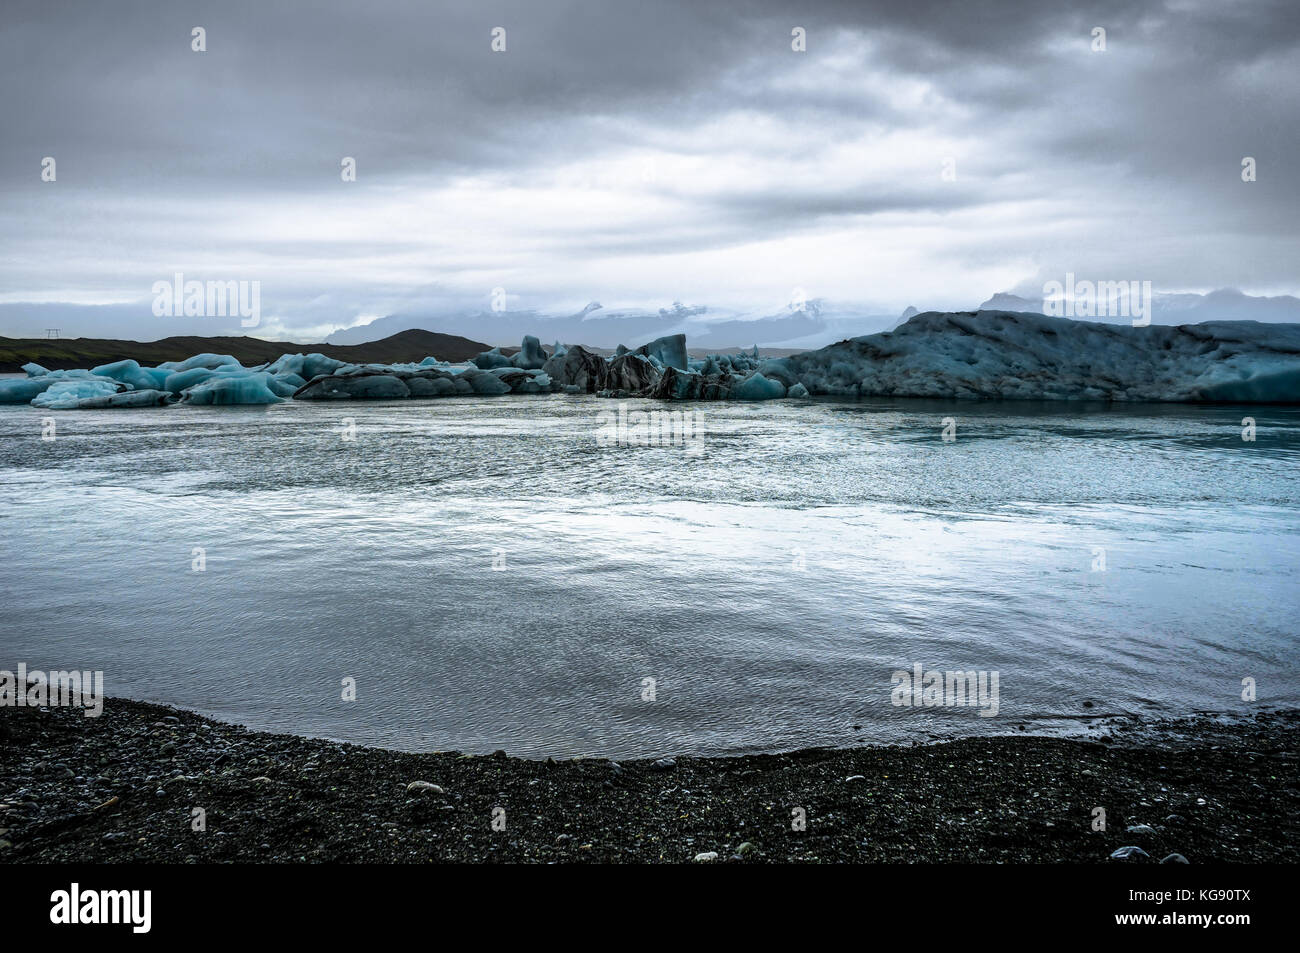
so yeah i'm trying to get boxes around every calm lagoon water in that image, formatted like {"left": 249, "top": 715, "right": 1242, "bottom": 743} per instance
{"left": 2, "top": 394, "right": 1297, "bottom": 758}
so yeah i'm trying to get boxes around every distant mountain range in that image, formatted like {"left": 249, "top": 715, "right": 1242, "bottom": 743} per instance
{"left": 323, "top": 299, "right": 907, "bottom": 351}
{"left": 326, "top": 289, "right": 1300, "bottom": 350}
{"left": 3, "top": 289, "right": 1297, "bottom": 354}
{"left": 0, "top": 329, "right": 488, "bottom": 374}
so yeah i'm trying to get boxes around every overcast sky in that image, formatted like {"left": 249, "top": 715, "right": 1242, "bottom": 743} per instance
{"left": 2, "top": 0, "right": 1297, "bottom": 340}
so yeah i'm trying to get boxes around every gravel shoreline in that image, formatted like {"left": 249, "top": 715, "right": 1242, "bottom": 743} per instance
{"left": 2, "top": 699, "right": 1295, "bottom": 863}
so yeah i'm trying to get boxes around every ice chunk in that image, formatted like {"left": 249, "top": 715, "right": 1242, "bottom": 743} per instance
{"left": 603, "top": 353, "right": 661, "bottom": 393}
{"left": 472, "top": 347, "right": 513, "bottom": 369}
{"left": 731, "top": 371, "right": 787, "bottom": 401}
{"left": 786, "top": 310, "right": 1300, "bottom": 402}
{"left": 22, "top": 362, "right": 50, "bottom": 377}
{"left": 162, "top": 367, "right": 219, "bottom": 393}
{"left": 1190, "top": 366, "right": 1300, "bottom": 402}
{"left": 265, "top": 353, "right": 305, "bottom": 376}
{"left": 300, "top": 354, "right": 343, "bottom": 378}
{"left": 172, "top": 353, "right": 243, "bottom": 372}
{"left": 542, "top": 345, "right": 606, "bottom": 392}
{"left": 30, "top": 380, "right": 125, "bottom": 409}
{"left": 89, "top": 359, "right": 157, "bottom": 391}
{"left": 465, "top": 370, "right": 511, "bottom": 395}
{"left": 755, "top": 358, "right": 798, "bottom": 388}
{"left": 635, "top": 333, "right": 688, "bottom": 371}
{"left": 0, "top": 378, "right": 56, "bottom": 403}
{"left": 181, "top": 372, "right": 284, "bottom": 405}
{"left": 512, "top": 335, "right": 548, "bottom": 369}
{"left": 265, "top": 376, "right": 302, "bottom": 398}
{"left": 406, "top": 376, "right": 457, "bottom": 397}
{"left": 76, "top": 389, "right": 176, "bottom": 409}
{"left": 787, "top": 382, "right": 810, "bottom": 398}
{"left": 291, "top": 369, "right": 436, "bottom": 399}
{"left": 334, "top": 375, "right": 410, "bottom": 398}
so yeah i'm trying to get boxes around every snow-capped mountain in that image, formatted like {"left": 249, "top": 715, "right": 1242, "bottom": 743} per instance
{"left": 323, "top": 297, "right": 900, "bottom": 350}
{"left": 321, "top": 289, "right": 1300, "bottom": 352}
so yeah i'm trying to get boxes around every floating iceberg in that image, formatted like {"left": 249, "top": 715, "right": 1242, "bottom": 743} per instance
{"left": 168, "top": 353, "right": 243, "bottom": 372}
{"left": 263, "top": 352, "right": 346, "bottom": 378}
{"left": 541, "top": 345, "right": 606, "bottom": 393}
{"left": 292, "top": 363, "right": 528, "bottom": 399}
{"left": 78, "top": 389, "right": 176, "bottom": 409}
{"left": 162, "top": 367, "right": 220, "bottom": 393}
{"left": 535, "top": 341, "right": 770, "bottom": 399}
{"left": 8, "top": 350, "right": 326, "bottom": 407}
{"left": 512, "top": 335, "right": 548, "bottom": 370}
{"left": 1, "top": 369, "right": 135, "bottom": 403}
{"left": 1, "top": 378, "right": 58, "bottom": 403}
{"left": 26, "top": 379, "right": 173, "bottom": 409}
{"left": 10, "top": 315, "right": 1299, "bottom": 409}
{"left": 636, "top": 333, "right": 689, "bottom": 371}
{"left": 90, "top": 359, "right": 167, "bottom": 391}
{"left": 471, "top": 347, "right": 513, "bottom": 370}
{"left": 182, "top": 372, "right": 284, "bottom": 405}
{"left": 784, "top": 310, "right": 1300, "bottom": 402}
{"left": 30, "top": 380, "right": 126, "bottom": 409}
{"left": 731, "top": 372, "right": 787, "bottom": 401}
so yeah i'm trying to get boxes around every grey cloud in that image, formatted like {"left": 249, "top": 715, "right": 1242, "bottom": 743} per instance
{"left": 1, "top": 0, "right": 1297, "bottom": 339}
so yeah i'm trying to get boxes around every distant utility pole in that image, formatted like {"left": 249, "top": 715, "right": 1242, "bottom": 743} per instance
{"left": 45, "top": 328, "right": 60, "bottom": 339}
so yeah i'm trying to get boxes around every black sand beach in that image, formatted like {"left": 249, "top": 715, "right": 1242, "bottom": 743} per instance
{"left": 2, "top": 699, "right": 1295, "bottom": 864}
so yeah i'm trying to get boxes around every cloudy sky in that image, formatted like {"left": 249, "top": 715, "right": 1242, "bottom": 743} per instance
{"left": 2, "top": 0, "right": 1297, "bottom": 341}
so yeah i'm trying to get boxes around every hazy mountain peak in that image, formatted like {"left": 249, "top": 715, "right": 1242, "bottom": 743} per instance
{"left": 658, "top": 301, "right": 708, "bottom": 320}
{"left": 977, "top": 293, "right": 1041, "bottom": 312}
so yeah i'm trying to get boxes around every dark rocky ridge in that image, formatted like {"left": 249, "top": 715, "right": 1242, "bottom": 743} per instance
{"left": 0, "top": 329, "right": 491, "bottom": 374}
{"left": 2, "top": 699, "right": 1295, "bottom": 864}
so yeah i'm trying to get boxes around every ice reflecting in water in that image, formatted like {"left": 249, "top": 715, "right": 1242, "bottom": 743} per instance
{"left": 1, "top": 395, "right": 1297, "bottom": 757}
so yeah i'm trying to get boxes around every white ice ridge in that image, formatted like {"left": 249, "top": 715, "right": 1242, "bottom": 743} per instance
{"left": 3, "top": 314, "right": 1298, "bottom": 407}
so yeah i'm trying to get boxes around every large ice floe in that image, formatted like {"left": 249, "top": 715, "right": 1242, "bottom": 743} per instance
{"left": 528, "top": 315, "right": 1300, "bottom": 403}
{"left": 779, "top": 311, "right": 1300, "bottom": 402}
{"left": 4, "top": 313, "right": 1299, "bottom": 408}
{"left": 0, "top": 355, "right": 321, "bottom": 408}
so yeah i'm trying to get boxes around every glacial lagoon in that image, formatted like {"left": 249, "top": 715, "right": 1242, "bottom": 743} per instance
{"left": 2, "top": 394, "right": 1297, "bottom": 758}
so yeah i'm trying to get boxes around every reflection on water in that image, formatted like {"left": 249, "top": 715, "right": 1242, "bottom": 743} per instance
{"left": 1, "top": 395, "right": 1297, "bottom": 757}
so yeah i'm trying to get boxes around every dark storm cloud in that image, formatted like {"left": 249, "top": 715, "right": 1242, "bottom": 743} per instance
{"left": 1, "top": 0, "right": 1297, "bottom": 339}
{"left": 8, "top": 0, "right": 1284, "bottom": 187}
{"left": 3, "top": 0, "right": 769, "bottom": 187}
